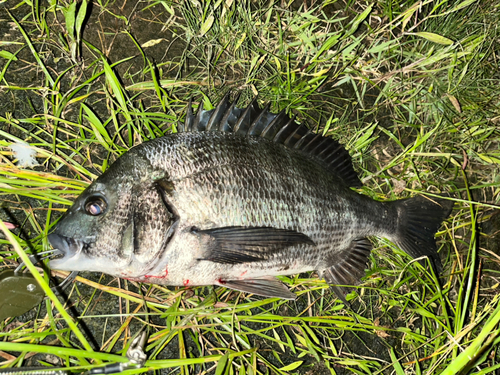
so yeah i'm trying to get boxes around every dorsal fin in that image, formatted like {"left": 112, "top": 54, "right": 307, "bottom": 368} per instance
{"left": 181, "top": 93, "right": 362, "bottom": 188}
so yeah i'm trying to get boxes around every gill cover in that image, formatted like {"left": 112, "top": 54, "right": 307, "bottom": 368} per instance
{"left": 119, "top": 181, "right": 179, "bottom": 274}
{"left": 49, "top": 162, "right": 178, "bottom": 277}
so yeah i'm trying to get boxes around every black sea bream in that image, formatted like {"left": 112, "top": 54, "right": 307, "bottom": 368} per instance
{"left": 48, "top": 94, "right": 453, "bottom": 301}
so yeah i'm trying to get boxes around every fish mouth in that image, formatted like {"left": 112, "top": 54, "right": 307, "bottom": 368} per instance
{"left": 48, "top": 233, "right": 84, "bottom": 270}
{"left": 48, "top": 233, "right": 114, "bottom": 274}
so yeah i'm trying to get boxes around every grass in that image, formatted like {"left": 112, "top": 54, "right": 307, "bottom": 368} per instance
{"left": 0, "top": 0, "right": 499, "bottom": 374}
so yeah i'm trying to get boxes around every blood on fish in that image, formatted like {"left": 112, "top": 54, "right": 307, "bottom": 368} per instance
{"left": 183, "top": 279, "right": 190, "bottom": 286}
{"left": 144, "top": 267, "right": 168, "bottom": 279}
{"left": 218, "top": 278, "right": 226, "bottom": 285}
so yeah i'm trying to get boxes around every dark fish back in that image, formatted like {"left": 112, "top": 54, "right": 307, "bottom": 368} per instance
{"left": 177, "top": 93, "right": 362, "bottom": 188}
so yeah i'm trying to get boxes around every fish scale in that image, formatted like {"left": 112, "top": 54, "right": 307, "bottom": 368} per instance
{"left": 164, "top": 138, "right": 340, "bottom": 241}
{"left": 48, "top": 93, "right": 453, "bottom": 301}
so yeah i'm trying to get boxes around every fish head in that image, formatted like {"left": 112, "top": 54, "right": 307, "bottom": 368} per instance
{"left": 48, "top": 153, "right": 178, "bottom": 278}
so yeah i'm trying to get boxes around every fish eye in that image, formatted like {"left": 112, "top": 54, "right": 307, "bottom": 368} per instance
{"left": 84, "top": 196, "right": 107, "bottom": 216}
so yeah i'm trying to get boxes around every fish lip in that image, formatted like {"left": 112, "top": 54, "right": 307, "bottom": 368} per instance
{"left": 48, "top": 233, "right": 84, "bottom": 267}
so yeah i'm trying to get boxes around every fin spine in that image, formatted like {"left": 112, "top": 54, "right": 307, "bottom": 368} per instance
{"left": 182, "top": 93, "right": 362, "bottom": 187}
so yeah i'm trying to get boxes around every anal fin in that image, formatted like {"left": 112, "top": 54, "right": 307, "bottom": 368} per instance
{"left": 321, "top": 238, "right": 372, "bottom": 304}
{"left": 218, "top": 276, "right": 297, "bottom": 300}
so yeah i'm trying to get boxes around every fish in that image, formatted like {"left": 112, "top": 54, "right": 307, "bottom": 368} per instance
{"left": 47, "top": 93, "right": 454, "bottom": 301}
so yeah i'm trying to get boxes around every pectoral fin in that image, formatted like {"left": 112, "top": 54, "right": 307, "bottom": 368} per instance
{"left": 193, "top": 226, "right": 315, "bottom": 264}
{"left": 218, "top": 277, "right": 297, "bottom": 300}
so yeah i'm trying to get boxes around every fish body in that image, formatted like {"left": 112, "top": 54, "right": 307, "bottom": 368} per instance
{"left": 48, "top": 94, "right": 453, "bottom": 300}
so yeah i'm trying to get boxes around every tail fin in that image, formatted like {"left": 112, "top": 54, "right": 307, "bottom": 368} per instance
{"left": 389, "top": 195, "right": 453, "bottom": 275}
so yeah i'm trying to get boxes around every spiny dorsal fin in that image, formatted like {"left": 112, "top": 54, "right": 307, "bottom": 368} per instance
{"left": 181, "top": 93, "right": 362, "bottom": 188}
